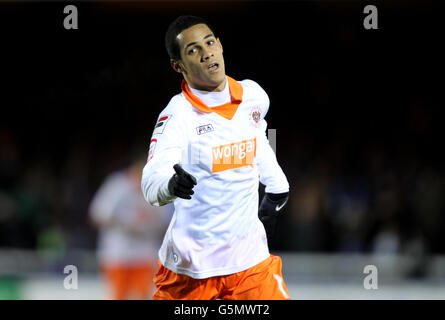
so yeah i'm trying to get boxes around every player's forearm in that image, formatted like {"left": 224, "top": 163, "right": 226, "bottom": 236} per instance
{"left": 141, "top": 149, "right": 180, "bottom": 206}
{"left": 141, "top": 164, "right": 175, "bottom": 206}
{"left": 262, "top": 164, "right": 289, "bottom": 194}
{"left": 142, "top": 173, "right": 176, "bottom": 206}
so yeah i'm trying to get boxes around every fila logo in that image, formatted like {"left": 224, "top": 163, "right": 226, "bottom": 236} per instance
{"left": 212, "top": 138, "right": 256, "bottom": 173}
{"left": 196, "top": 124, "right": 214, "bottom": 135}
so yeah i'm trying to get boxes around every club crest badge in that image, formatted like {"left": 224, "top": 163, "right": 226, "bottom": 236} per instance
{"left": 249, "top": 106, "right": 262, "bottom": 127}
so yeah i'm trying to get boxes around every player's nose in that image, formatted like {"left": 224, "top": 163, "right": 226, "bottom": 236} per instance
{"left": 201, "top": 48, "right": 213, "bottom": 62}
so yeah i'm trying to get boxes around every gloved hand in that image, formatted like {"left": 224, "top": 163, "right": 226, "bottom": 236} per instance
{"left": 258, "top": 192, "right": 289, "bottom": 241}
{"left": 168, "top": 164, "right": 197, "bottom": 200}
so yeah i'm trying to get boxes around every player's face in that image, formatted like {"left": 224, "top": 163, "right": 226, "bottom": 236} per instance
{"left": 174, "top": 23, "right": 226, "bottom": 92}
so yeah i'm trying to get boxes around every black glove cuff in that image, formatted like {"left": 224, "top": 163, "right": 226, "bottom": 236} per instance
{"left": 266, "top": 192, "right": 289, "bottom": 202}
{"left": 259, "top": 192, "right": 289, "bottom": 218}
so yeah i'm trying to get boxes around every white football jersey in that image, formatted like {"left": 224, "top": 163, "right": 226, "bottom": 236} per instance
{"left": 141, "top": 76, "right": 289, "bottom": 279}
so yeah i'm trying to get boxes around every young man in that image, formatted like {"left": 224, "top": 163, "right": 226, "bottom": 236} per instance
{"left": 141, "top": 15, "right": 290, "bottom": 300}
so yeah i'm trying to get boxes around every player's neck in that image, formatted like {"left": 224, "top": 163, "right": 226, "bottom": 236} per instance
{"left": 187, "top": 77, "right": 227, "bottom": 92}
{"left": 189, "top": 77, "right": 230, "bottom": 107}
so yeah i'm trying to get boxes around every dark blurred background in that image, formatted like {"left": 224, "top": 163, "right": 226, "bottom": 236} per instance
{"left": 1, "top": 0, "right": 444, "bottom": 262}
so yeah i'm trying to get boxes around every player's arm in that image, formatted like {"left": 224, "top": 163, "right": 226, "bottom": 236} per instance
{"left": 141, "top": 142, "right": 181, "bottom": 206}
{"left": 245, "top": 79, "right": 289, "bottom": 194}
{"left": 255, "top": 120, "right": 290, "bottom": 239}
{"left": 141, "top": 108, "right": 197, "bottom": 206}
{"left": 251, "top": 82, "right": 290, "bottom": 239}
{"left": 256, "top": 119, "right": 290, "bottom": 194}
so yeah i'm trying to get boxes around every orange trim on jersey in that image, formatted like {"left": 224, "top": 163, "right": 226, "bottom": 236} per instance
{"left": 181, "top": 76, "right": 243, "bottom": 120}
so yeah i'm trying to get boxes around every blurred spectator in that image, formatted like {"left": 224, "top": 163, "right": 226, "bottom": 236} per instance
{"left": 88, "top": 154, "right": 170, "bottom": 300}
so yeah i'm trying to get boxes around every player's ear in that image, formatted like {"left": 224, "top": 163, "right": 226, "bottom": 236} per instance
{"left": 170, "top": 59, "right": 184, "bottom": 74}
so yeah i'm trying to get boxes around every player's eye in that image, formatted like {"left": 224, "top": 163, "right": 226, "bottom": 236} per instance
{"left": 188, "top": 47, "right": 198, "bottom": 55}
{"left": 207, "top": 40, "right": 215, "bottom": 46}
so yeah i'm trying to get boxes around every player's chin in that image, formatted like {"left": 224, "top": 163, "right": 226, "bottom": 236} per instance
{"left": 206, "top": 70, "right": 225, "bottom": 84}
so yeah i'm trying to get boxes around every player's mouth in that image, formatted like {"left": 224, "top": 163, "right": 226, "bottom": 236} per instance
{"left": 207, "top": 62, "right": 219, "bottom": 73}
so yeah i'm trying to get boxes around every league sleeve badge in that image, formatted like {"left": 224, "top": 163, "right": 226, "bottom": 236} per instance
{"left": 153, "top": 114, "right": 172, "bottom": 135}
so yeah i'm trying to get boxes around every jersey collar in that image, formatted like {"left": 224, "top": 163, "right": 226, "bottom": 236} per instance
{"left": 181, "top": 76, "right": 243, "bottom": 120}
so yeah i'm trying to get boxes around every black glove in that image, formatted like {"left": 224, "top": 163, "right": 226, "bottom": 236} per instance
{"left": 258, "top": 192, "right": 289, "bottom": 241}
{"left": 168, "top": 164, "right": 197, "bottom": 200}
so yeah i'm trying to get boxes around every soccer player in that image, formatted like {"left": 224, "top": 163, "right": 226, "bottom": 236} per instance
{"left": 89, "top": 156, "right": 170, "bottom": 300}
{"left": 141, "top": 15, "right": 290, "bottom": 300}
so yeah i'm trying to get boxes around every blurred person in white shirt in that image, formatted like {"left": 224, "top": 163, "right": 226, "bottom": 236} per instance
{"left": 89, "top": 154, "right": 171, "bottom": 300}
